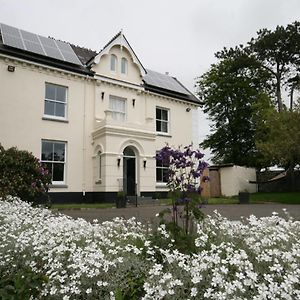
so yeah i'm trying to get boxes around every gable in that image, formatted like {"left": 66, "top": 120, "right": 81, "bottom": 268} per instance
{"left": 90, "top": 32, "right": 146, "bottom": 75}
{"left": 91, "top": 44, "right": 143, "bottom": 85}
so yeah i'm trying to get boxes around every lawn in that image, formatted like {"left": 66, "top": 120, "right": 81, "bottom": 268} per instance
{"left": 160, "top": 197, "right": 239, "bottom": 205}
{"left": 51, "top": 203, "right": 115, "bottom": 209}
{"left": 206, "top": 192, "right": 300, "bottom": 205}
{"left": 51, "top": 199, "right": 239, "bottom": 209}
{"left": 250, "top": 192, "right": 300, "bottom": 204}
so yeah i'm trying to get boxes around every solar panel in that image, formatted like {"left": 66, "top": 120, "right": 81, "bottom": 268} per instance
{"left": 55, "top": 40, "right": 82, "bottom": 65}
{"left": 55, "top": 40, "right": 71, "bottom": 51}
{"left": 20, "top": 30, "right": 40, "bottom": 43}
{"left": 0, "top": 23, "right": 82, "bottom": 66}
{"left": 2, "top": 35, "right": 25, "bottom": 50}
{"left": 144, "top": 69, "right": 189, "bottom": 95}
{"left": 60, "top": 50, "right": 82, "bottom": 65}
{"left": 1, "top": 23, "right": 20, "bottom": 37}
{"left": 37, "top": 35, "right": 64, "bottom": 60}
{"left": 38, "top": 35, "right": 56, "bottom": 48}
{"left": 43, "top": 45, "right": 64, "bottom": 61}
{"left": 23, "top": 40, "right": 45, "bottom": 56}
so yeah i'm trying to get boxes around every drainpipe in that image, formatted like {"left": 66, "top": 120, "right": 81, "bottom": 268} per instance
{"left": 82, "top": 75, "right": 88, "bottom": 197}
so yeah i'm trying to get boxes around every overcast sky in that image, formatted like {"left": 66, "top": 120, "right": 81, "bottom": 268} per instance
{"left": 1, "top": 0, "right": 299, "bottom": 158}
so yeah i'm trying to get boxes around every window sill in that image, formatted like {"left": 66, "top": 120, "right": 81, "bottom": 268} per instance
{"left": 42, "top": 116, "right": 69, "bottom": 123}
{"left": 156, "top": 183, "right": 168, "bottom": 188}
{"left": 49, "top": 184, "right": 68, "bottom": 188}
{"left": 156, "top": 133, "right": 172, "bottom": 138}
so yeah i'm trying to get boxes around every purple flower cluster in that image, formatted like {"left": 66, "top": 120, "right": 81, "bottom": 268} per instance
{"left": 156, "top": 145, "right": 208, "bottom": 194}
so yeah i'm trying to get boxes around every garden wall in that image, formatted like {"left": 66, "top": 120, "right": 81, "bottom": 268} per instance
{"left": 208, "top": 165, "right": 257, "bottom": 197}
{"left": 219, "top": 166, "right": 257, "bottom": 196}
{"left": 258, "top": 170, "right": 300, "bottom": 192}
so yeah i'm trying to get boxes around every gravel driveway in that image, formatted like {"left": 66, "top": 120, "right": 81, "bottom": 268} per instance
{"left": 56, "top": 203, "right": 300, "bottom": 224}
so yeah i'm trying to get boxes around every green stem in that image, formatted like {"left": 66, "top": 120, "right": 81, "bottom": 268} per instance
{"left": 185, "top": 201, "right": 189, "bottom": 235}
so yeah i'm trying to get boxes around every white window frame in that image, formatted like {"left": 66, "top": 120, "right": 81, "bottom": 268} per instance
{"left": 156, "top": 154, "right": 169, "bottom": 183}
{"left": 109, "top": 95, "right": 127, "bottom": 122}
{"left": 44, "top": 83, "right": 68, "bottom": 120}
{"left": 156, "top": 107, "right": 170, "bottom": 134}
{"left": 110, "top": 54, "right": 118, "bottom": 72}
{"left": 41, "top": 140, "right": 67, "bottom": 185}
{"left": 121, "top": 57, "right": 128, "bottom": 75}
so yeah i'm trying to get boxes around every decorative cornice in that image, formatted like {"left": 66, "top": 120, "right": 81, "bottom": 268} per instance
{"left": 92, "top": 124, "right": 156, "bottom": 140}
{"left": 0, "top": 54, "right": 94, "bottom": 82}
{"left": 141, "top": 89, "right": 199, "bottom": 108}
{"left": 94, "top": 74, "right": 144, "bottom": 91}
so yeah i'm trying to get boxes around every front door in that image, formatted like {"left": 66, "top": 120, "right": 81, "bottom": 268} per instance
{"left": 123, "top": 147, "right": 136, "bottom": 196}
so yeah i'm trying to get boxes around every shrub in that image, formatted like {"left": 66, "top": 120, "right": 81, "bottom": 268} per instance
{"left": 0, "top": 144, "right": 51, "bottom": 203}
{"left": 1, "top": 198, "right": 300, "bottom": 299}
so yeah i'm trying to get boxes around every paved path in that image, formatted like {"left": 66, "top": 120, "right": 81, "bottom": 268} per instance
{"left": 56, "top": 204, "right": 300, "bottom": 224}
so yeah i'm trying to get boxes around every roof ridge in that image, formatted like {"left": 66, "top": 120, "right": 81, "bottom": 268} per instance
{"left": 172, "top": 76, "right": 196, "bottom": 96}
{"left": 68, "top": 43, "right": 98, "bottom": 54}
{"left": 100, "top": 31, "right": 122, "bottom": 52}
{"left": 48, "top": 36, "right": 69, "bottom": 44}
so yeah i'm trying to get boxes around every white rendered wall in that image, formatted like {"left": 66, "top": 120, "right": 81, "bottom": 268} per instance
{"left": 220, "top": 166, "right": 257, "bottom": 196}
{"left": 0, "top": 57, "right": 95, "bottom": 194}
{"left": 0, "top": 41, "right": 198, "bottom": 196}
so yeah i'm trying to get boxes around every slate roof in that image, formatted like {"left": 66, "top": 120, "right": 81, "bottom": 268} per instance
{"left": 70, "top": 44, "right": 97, "bottom": 65}
{"left": 0, "top": 24, "right": 200, "bottom": 105}
{"left": 143, "top": 69, "right": 199, "bottom": 104}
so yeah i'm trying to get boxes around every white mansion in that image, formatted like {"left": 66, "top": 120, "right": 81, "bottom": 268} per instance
{"left": 0, "top": 23, "right": 200, "bottom": 202}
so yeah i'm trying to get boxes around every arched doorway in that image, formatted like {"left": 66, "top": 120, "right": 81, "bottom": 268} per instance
{"left": 123, "top": 146, "right": 137, "bottom": 196}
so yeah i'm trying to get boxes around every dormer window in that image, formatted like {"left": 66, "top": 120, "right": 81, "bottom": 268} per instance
{"left": 110, "top": 54, "right": 117, "bottom": 72}
{"left": 121, "top": 57, "right": 128, "bottom": 74}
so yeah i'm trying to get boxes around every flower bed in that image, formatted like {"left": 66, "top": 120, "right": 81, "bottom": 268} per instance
{"left": 1, "top": 198, "right": 300, "bottom": 299}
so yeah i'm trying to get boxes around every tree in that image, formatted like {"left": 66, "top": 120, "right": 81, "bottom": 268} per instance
{"left": 0, "top": 144, "right": 51, "bottom": 203}
{"left": 249, "top": 21, "right": 300, "bottom": 111}
{"left": 197, "top": 47, "right": 272, "bottom": 167}
{"left": 198, "top": 21, "right": 300, "bottom": 169}
{"left": 288, "top": 75, "right": 300, "bottom": 111}
{"left": 256, "top": 109, "right": 300, "bottom": 172}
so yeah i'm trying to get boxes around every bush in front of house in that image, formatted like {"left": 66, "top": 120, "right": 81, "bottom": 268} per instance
{"left": 1, "top": 197, "right": 300, "bottom": 300}
{"left": 0, "top": 144, "right": 51, "bottom": 203}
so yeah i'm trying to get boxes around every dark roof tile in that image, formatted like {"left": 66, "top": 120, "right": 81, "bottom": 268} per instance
{"left": 70, "top": 44, "right": 97, "bottom": 65}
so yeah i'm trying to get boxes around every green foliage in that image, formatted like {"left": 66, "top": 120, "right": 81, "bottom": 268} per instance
{"left": 250, "top": 192, "right": 300, "bottom": 204}
{"left": 117, "top": 190, "right": 125, "bottom": 198}
{"left": 114, "top": 268, "right": 145, "bottom": 300}
{"left": 197, "top": 20, "right": 300, "bottom": 167}
{"left": 0, "top": 144, "right": 51, "bottom": 203}
{"left": 154, "top": 194, "right": 205, "bottom": 254}
{"left": 0, "top": 267, "right": 48, "bottom": 300}
{"left": 249, "top": 21, "right": 300, "bottom": 111}
{"left": 197, "top": 47, "right": 272, "bottom": 167}
{"left": 256, "top": 109, "right": 300, "bottom": 169}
